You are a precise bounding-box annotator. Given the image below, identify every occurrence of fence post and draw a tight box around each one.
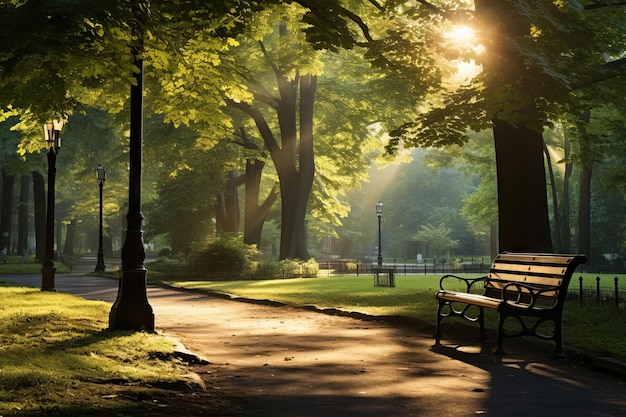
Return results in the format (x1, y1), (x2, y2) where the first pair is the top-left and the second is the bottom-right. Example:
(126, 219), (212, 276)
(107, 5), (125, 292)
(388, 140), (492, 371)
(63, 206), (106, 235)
(579, 276), (583, 307)
(596, 276), (601, 305)
(615, 276), (619, 308)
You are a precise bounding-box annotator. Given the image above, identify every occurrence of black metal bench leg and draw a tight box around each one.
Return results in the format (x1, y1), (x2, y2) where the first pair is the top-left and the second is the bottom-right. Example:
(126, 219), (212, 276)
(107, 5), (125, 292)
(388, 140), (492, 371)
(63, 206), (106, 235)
(478, 306), (485, 340)
(434, 301), (444, 344)
(554, 319), (564, 357)
(495, 316), (505, 354)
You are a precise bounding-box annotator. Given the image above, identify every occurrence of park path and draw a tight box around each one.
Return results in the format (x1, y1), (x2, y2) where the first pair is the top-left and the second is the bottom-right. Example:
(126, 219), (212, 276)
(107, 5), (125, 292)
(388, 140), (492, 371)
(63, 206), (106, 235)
(4, 273), (626, 417)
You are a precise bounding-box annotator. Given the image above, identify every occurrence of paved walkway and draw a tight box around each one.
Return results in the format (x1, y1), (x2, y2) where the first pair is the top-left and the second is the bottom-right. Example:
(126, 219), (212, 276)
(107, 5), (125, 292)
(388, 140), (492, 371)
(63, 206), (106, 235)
(4, 274), (626, 417)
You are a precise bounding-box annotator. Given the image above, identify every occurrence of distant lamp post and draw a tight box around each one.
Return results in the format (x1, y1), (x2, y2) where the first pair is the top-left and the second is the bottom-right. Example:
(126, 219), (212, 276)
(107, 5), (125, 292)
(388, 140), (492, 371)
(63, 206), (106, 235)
(376, 201), (383, 268)
(41, 120), (64, 291)
(95, 164), (106, 272)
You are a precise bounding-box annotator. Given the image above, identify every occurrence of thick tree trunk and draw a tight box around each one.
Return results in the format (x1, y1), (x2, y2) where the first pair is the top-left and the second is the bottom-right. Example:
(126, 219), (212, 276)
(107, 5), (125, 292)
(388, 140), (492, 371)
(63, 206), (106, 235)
(17, 174), (30, 256)
(243, 159), (278, 246)
(277, 74), (316, 260)
(228, 26), (317, 260)
(476, 0), (553, 253)
(32, 171), (46, 261)
(0, 170), (15, 253)
(493, 119), (553, 253)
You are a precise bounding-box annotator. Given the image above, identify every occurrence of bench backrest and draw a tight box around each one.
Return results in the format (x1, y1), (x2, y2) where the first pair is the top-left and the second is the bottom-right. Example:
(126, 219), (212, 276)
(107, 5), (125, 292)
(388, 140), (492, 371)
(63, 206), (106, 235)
(484, 253), (587, 306)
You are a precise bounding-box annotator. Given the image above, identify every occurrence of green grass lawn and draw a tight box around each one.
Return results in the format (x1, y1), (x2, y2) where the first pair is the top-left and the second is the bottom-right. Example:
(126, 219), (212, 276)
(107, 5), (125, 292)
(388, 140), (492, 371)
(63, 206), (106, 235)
(168, 273), (626, 361)
(0, 256), (71, 274)
(0, 283), (192, 415)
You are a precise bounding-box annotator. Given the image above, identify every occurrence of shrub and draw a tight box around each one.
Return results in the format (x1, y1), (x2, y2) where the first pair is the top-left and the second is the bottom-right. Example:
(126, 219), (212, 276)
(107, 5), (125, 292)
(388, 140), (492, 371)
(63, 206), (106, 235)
(190, 236), (257, 280)
(277, 258), (319, 278)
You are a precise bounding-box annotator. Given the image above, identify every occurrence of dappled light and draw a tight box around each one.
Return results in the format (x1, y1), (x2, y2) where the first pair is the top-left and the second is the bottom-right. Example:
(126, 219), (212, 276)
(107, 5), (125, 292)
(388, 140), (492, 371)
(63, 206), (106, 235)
(4, 275), (626, 416)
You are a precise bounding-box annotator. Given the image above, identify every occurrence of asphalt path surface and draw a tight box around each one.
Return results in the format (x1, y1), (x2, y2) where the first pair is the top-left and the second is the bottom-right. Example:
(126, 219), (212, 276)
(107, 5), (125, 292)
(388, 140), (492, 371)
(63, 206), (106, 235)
(3, 273), (626, 417)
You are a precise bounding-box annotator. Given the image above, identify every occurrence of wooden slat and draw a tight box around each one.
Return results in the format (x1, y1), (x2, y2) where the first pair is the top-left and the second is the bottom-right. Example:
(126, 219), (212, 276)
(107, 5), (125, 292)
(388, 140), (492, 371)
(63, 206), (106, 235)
(490, 262), (570, 277)
(494, 253), (580, 265)
(488, 272), (563, 287)
(436, 290), (501, 309)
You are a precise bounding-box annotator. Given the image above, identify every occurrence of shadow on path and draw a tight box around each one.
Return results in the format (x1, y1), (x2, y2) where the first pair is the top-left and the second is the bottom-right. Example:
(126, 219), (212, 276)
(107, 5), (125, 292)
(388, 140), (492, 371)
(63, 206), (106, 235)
(3, 274), (626, 417)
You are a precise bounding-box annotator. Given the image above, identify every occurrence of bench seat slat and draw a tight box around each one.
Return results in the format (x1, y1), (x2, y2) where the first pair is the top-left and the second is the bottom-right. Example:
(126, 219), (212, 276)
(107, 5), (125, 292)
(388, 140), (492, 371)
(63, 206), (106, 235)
(487, 272), (563, 287)
(436, 290), (501, 309)
(490, 263), (570, 277)
(494, 253), (580, 265)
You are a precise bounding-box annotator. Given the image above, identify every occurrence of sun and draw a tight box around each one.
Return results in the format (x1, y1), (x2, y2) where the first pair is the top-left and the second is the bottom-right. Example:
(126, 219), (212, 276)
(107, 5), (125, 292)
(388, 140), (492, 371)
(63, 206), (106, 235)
(444, 25), (484, 83)
(446, 25), (476, 45)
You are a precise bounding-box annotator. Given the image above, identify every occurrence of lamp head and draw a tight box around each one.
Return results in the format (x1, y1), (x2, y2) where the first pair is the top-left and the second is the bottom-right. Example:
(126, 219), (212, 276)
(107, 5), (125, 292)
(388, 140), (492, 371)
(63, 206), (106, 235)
(96, 164), (106, 183)
(43, 119), (64, 150)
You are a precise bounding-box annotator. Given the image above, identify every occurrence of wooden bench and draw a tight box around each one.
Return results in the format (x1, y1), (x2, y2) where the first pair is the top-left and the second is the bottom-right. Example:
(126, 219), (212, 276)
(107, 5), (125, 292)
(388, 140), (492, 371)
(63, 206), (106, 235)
(434, 252), (587, 355)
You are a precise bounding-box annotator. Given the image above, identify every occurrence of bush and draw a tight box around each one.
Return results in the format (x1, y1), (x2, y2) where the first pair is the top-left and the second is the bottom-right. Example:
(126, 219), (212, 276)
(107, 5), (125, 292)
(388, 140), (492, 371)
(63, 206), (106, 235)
(277, 259), (319, 278)
(190, 236), (257, 280)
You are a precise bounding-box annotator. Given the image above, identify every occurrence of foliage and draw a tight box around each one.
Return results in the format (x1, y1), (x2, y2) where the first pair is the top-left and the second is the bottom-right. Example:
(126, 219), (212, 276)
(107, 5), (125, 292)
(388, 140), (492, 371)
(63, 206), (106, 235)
(277, 258), (319, 278)
(413, 223), (460, 258)
(338, 148), (481, 259)
(189, 234), (258, 280)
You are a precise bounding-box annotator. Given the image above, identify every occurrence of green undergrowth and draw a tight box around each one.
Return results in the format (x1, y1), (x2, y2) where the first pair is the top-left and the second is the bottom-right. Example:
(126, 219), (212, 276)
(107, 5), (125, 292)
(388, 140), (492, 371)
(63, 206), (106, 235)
(168, 274), (626, 362)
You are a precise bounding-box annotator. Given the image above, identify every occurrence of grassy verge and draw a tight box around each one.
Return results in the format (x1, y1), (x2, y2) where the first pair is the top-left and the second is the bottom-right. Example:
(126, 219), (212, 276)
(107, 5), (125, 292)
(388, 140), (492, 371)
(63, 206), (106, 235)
(0, 283), (196, 416)
(167, 274), (626, 362)
(0, 257), (71, 274)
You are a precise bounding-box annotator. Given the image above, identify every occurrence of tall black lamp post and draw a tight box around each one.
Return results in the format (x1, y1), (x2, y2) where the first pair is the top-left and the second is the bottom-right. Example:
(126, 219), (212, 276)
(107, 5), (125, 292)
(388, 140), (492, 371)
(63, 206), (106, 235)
(41, 120), (64, 291)
(376, 201), (383, 268)
(109, 10), (154, 330)
(95, 164), (106, 272)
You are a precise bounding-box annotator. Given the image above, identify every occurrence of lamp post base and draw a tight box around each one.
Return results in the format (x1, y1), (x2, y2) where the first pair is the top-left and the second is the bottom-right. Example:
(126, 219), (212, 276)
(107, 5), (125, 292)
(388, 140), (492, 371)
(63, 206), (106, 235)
(41, 264), (56, 292)
(109, 268), (154, 331)
(95, 252), (106, 272)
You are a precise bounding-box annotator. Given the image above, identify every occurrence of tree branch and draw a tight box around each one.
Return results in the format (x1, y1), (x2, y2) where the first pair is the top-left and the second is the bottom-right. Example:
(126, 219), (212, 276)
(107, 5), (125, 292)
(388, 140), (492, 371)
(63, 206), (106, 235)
(225, 98), (280, 155)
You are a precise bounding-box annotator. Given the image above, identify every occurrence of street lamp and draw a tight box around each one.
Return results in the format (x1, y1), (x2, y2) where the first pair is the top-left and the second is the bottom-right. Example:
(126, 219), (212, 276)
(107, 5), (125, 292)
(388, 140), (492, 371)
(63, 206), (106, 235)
(95, 164), (106, 272)
(109, 14), (154, 330)
(41, 120), (64, 291)
(376, 201), (383, 268)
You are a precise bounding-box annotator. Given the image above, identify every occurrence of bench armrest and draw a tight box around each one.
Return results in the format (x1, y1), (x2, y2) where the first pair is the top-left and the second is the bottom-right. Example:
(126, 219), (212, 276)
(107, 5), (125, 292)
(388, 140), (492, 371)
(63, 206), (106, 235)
(501, 282), (560, 309)
(439, 274), (487, 293)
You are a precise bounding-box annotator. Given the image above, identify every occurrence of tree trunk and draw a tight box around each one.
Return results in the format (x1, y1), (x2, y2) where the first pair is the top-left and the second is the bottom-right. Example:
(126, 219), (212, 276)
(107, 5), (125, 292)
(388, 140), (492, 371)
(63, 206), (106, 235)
(32, 171), (46, 261)
(490, 221), (498, 260)
(224, 170), (241, 233)
(17, 174), (30, 256)
(243, 158), (278, 246)
(493, 119), (553, 253)
(276, 73), (316, 260)
(544, 143), (562, 252)
(63, 218), (76, 258)
(578, 167), (592, 260)
(476, 0), (553, 253)
(562, 131), (572, 252)
(227, 28), (317, 260)
(0, 170), (15, 253)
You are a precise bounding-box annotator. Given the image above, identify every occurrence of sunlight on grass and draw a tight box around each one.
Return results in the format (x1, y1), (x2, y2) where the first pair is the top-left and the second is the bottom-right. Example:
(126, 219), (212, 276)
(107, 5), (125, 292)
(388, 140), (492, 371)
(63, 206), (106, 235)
(170, 274), (626, 361)
(173, 275), (475, 325)
(0, 286), (186, 413)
